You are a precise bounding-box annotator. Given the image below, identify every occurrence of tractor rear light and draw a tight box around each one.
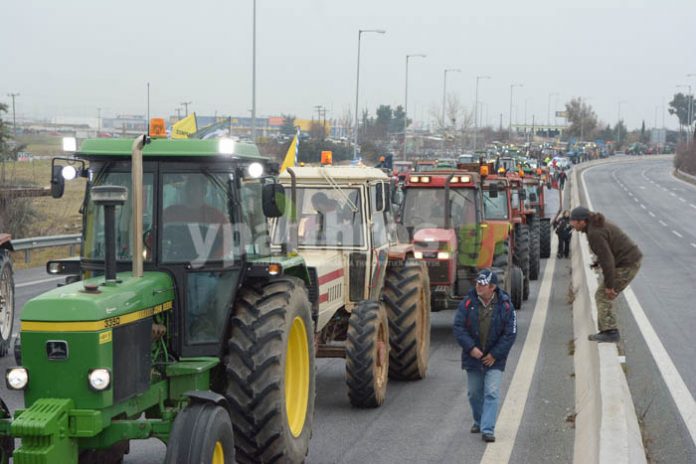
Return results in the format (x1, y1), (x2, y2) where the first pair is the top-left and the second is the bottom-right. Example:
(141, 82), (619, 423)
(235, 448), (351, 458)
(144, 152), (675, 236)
(6, 367), (28, 390)
(88, 368), (111, 391)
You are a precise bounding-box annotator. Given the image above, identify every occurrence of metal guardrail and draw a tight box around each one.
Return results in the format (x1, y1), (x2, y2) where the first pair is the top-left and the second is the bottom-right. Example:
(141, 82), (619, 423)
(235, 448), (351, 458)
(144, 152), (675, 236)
(11, 234), (81, 263)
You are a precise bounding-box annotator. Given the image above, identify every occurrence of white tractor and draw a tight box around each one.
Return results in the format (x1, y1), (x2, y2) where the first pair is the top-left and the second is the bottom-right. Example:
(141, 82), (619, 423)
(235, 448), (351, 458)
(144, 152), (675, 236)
(272, 165), (431, 407)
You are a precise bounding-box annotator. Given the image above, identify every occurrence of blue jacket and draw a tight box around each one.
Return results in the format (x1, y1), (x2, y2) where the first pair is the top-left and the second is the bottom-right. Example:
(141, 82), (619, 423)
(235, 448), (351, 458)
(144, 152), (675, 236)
(453, 287), (517, 371)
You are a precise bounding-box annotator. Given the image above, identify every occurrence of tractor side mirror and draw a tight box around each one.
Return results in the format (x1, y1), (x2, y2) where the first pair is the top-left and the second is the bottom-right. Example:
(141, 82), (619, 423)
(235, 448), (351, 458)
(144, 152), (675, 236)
(529, 192), (537, 202)
(262, 183), (286, 218)
(51, 165), (65, 199)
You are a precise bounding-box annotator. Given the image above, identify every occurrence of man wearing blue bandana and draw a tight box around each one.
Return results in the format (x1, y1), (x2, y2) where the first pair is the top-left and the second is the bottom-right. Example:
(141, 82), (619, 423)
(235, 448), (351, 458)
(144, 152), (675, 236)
(453, 269), (517, 443)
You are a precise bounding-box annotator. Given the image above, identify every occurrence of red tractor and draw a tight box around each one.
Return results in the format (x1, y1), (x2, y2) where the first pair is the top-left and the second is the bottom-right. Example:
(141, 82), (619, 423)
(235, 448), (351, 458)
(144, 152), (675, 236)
(398, 169), (524, 310)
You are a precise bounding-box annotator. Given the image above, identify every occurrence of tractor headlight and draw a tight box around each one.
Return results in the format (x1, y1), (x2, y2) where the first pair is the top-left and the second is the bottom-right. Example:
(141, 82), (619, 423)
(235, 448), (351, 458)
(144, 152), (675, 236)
(88, 368), (111, 391)
(437, 252), (450, 260)
(61, 165), (78, 180)
(6, 367), (29, 390)
(414, 251), (424, 259)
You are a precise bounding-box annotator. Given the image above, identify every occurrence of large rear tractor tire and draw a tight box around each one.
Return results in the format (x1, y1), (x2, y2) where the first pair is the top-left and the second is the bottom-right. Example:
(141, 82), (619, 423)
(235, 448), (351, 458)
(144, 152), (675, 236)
(528, 217), (541, 281)
(539, 218), (551, 259)
(346, 301), (390, 408)
(513, 224), (530, 301)
(225, 277), (315, 464)
(509, 265), (524, 310)
(0, 251), (14, 357)
(164, 403), (235, 464)
(382, 262), (431, 381)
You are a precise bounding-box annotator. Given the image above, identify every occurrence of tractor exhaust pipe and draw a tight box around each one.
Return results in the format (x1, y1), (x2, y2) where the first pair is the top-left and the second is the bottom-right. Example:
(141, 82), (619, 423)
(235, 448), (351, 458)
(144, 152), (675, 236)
(444, 173), (454, 229)
(131, 135), (147, 278)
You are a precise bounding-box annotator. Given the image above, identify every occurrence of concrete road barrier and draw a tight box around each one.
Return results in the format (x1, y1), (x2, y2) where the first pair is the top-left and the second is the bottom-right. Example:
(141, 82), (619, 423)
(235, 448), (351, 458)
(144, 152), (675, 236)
(569, 159), (648, 464)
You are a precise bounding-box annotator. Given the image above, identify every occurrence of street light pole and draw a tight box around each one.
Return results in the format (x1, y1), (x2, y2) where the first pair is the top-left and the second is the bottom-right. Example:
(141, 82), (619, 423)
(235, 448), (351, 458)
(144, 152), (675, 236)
(686, 73), (696, 144)
(353, 28), (386, 161)
(677, 84), (692, 145)
(6, 93), (19, 138)
(617, 100), (627, 147)
(251, 0), (257, 141)
(473, 75), (490, 152)
(403, 53), (426, 160)
(442, 68), (461, 131)
(508, 83), (522, 140)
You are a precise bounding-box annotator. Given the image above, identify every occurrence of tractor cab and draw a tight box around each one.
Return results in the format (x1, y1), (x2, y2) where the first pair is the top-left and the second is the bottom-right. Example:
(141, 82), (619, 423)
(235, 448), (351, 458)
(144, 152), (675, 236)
(47, 137), (281, 358)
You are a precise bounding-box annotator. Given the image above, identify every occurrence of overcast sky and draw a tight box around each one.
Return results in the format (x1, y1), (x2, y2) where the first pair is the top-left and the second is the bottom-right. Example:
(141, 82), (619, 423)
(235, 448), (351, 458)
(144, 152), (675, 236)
(2, 0), (695, 130)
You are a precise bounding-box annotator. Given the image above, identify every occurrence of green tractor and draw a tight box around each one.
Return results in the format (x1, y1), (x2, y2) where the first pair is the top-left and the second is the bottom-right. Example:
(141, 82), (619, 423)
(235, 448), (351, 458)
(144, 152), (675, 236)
(0, 135), (316, 463)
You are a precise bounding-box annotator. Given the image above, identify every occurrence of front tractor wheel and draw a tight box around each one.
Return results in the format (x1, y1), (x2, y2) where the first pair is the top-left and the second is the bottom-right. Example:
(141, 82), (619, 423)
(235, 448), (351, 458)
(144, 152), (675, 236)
(346, 301), (390, 408)
(164, 403), (235, 464)
(382, 262), (431, 380)
(225, 277), (315, 464)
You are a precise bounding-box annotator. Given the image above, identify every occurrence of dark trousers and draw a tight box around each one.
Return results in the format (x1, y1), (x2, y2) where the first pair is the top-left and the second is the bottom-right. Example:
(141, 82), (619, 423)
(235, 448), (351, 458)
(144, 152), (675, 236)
(557, 236), (570, 257)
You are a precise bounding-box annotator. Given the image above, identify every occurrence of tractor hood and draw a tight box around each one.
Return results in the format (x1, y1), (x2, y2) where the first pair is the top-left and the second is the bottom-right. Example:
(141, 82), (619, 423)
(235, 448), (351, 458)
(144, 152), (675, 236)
(21, 271), (175, 323)
(413, 228), (456, 250)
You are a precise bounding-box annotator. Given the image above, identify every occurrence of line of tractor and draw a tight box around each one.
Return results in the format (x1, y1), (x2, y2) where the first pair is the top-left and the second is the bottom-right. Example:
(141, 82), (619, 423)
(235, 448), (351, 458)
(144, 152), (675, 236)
(0, 126), (557, 463)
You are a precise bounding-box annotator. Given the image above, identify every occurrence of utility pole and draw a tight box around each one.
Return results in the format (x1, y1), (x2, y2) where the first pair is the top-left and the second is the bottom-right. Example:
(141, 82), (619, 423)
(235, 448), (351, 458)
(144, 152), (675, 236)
(181, 101), (192, 117)
(353, 29), (386, 161)
(175, 107), (182, 120)
(97, 107), (102, 132)
(547, 92), (558, 137)
(6, 93), (20, 138)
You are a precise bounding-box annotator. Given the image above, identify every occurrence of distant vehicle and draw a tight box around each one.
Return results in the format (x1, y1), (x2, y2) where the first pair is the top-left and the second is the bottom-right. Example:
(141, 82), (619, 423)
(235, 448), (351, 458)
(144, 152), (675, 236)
(553, 157), (571, 170)
(436, 158), (457, 169)
(457, 154), (475, 164)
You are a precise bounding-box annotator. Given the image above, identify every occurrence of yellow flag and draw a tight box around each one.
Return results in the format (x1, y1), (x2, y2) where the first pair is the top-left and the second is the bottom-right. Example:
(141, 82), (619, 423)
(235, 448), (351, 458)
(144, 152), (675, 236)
(280, 134), (298, 172)
(171, 113), (197, 139)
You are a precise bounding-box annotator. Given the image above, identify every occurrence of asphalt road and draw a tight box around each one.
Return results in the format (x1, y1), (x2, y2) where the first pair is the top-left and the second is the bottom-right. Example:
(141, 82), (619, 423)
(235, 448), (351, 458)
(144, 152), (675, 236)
(1, 186), (576, 463)
(580, 156), (696, 464)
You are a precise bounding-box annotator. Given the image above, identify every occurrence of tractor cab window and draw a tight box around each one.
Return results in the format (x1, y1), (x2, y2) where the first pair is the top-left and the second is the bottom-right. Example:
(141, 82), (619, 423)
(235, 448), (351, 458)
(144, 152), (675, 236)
(272, 187), (364, 247)
(401, 188), (446, 233)
(161, 172), (237, 265)
(524, 185), (538, 207)
(83, 172), (155, 262)
(449, 188), (477, 226)
(370, 185), (388, 247)
(483, 189), (509, 220)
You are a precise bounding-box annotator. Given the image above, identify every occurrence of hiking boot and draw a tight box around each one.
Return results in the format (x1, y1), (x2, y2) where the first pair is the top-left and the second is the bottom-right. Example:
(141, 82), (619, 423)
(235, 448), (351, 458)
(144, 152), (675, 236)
(482, 433), (496, 443)
(588, 329), (620, 343)
(470, 425), (480, 434)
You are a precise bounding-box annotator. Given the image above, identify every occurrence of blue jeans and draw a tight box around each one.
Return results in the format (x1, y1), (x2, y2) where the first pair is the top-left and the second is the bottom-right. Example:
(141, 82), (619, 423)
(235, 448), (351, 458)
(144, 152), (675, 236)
(466, 368), (503, 435)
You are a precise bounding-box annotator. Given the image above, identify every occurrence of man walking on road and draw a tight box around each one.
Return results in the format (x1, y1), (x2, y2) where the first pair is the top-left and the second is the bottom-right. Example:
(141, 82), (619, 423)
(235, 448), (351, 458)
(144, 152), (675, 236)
(453, 269), (517, 443)
(569, 206), (642, 343)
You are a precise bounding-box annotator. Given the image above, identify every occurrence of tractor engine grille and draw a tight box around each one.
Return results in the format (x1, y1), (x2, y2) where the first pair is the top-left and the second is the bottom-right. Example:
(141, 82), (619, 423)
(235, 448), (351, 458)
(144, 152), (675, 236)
(349, 252), (366, 301)
(113, 318), (152, 403)
(427, 260), (450, 284)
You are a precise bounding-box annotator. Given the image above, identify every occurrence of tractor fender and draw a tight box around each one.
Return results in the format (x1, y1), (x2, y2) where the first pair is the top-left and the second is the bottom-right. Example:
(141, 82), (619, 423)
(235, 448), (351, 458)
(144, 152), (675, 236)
(388, 243), (414, 261)
(184, 391), (233, 417)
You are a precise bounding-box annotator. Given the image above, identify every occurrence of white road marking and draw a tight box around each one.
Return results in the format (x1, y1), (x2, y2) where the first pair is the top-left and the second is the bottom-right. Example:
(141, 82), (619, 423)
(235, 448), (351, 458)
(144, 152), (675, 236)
(691, 243), (696, 249)
(690, 204), (696, 209)
(673, 230), (683, 238)
(670, 192), (676, 197)
(623, 287), (696, 447)
(633, 197), (639, 202)
(640, 204), (646, 209)
(648, 211), (656, 217)
(16, 276), (65, 288)
(628, 191), (633, 196)
(679, 197), (686, 202)
(640, 186), (646, 189)
(583, 163), (696, 449)
(479, 236), (557, 464)
(658, 220), (668, 227)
